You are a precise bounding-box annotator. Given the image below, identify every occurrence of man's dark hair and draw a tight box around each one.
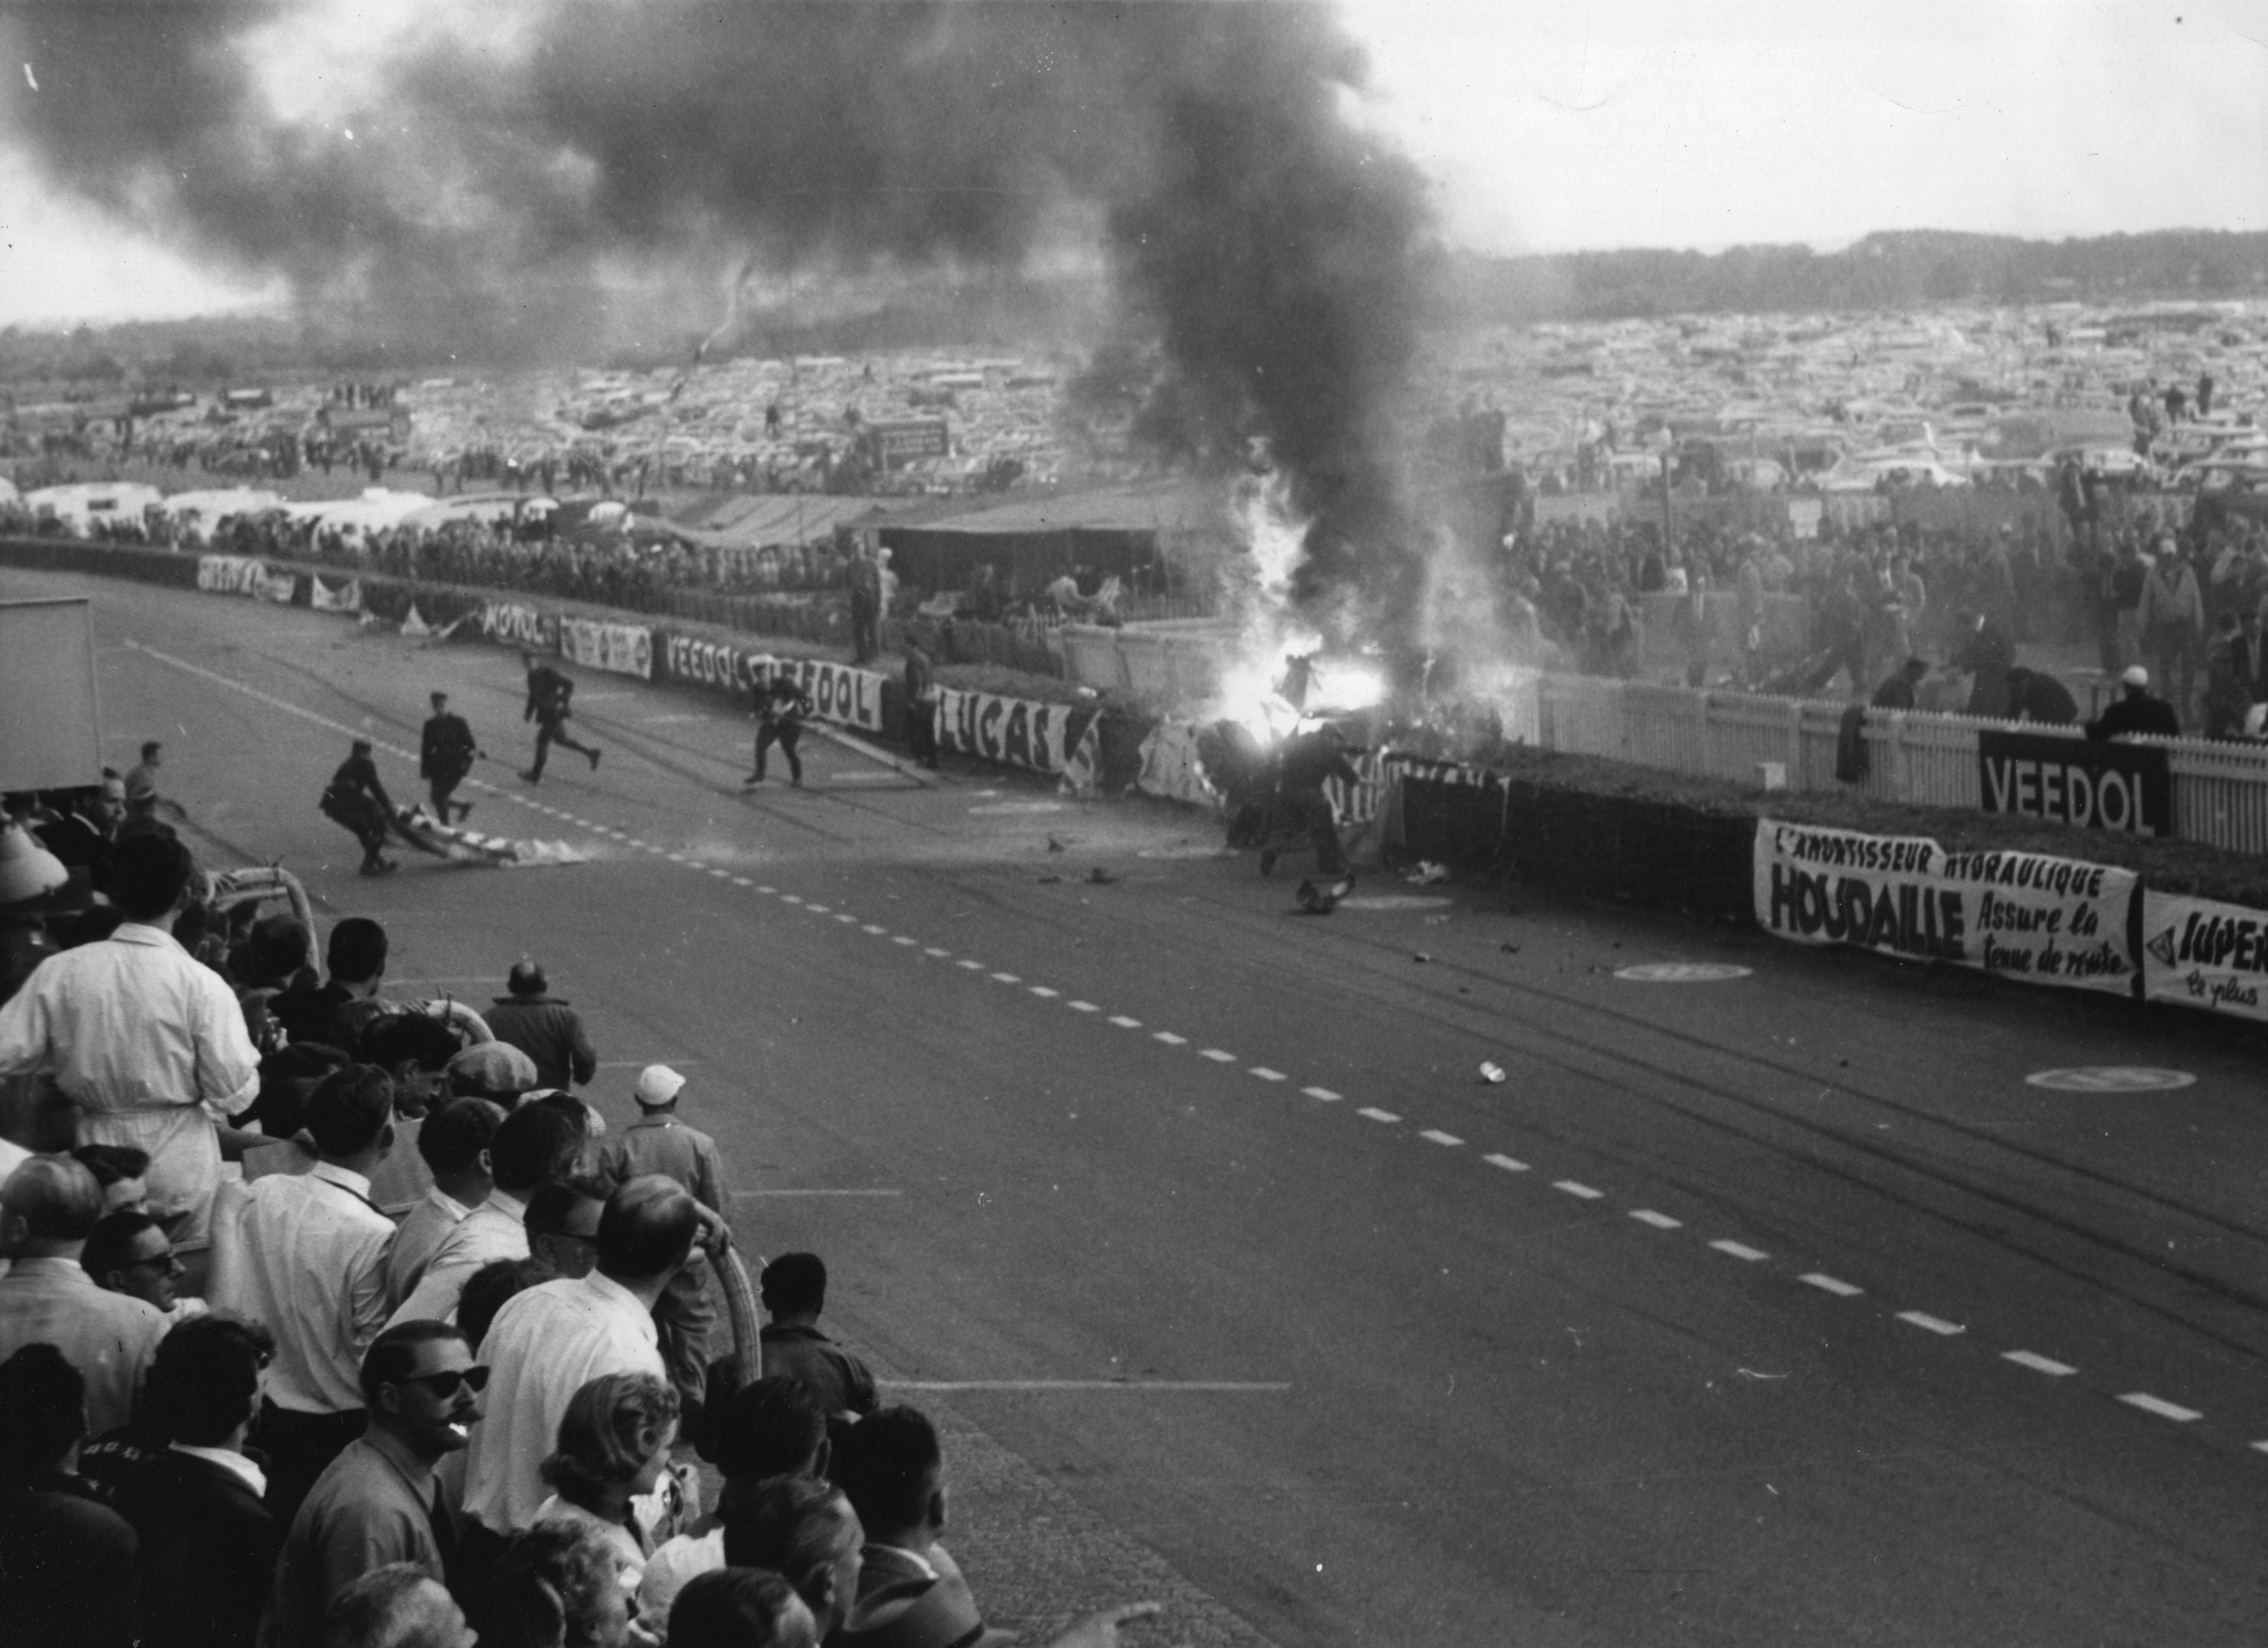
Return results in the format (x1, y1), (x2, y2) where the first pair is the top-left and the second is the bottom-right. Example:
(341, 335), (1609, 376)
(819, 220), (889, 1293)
(306, 1064), (396, 1158)
(711, 1377), (828, 1484)
(488, 1103), (583, 1195)
(239, 914), (311, 988)
(71, 1143), (150, 1189)
(0, 1343), (87, 1474)
(507, 960), (546, 996)
(363, 1013), (462, 1074)
(82, 1208), (164, 1286)
(760, 1252), (828, 1319)
(668, 1569), (808, 1648)
(458, 1257), (556, 1353)
(145, 1315), (274, 1447)
(360, 1320), (469, 1410)
(109, 832), (196, 922)
(722, 1474), (857, 1578)
(326, 916), (389, 984)
(829, 1404), (941, 1536)
(528, 1090), (591, 1140)
(140, 740), (162, 761)
(524, 1179), (603, 1241)
(417, 1098), (505, 1175)
(596, 1175), (698, 1282)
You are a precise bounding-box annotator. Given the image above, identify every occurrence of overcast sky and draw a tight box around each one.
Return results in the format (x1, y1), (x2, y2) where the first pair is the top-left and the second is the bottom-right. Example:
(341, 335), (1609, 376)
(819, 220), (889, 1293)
(1, 0), (2261, 327)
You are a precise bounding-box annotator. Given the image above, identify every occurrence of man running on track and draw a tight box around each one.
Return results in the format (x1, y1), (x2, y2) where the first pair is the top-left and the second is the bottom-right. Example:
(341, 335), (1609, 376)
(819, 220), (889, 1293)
(321, 738), (400, 877)
(419, 691), (481, 822)
(745, 671), (815, 787)
(520, 650), (601, 783)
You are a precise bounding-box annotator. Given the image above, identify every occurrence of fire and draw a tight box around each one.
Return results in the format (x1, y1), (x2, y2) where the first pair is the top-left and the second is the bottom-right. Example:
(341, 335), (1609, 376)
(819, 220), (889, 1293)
(1210, 471), (1384, 741)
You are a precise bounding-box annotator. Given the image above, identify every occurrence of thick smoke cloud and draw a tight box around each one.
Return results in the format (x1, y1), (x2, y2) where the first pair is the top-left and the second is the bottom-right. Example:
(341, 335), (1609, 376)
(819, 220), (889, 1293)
(2, 0), (1436, 637)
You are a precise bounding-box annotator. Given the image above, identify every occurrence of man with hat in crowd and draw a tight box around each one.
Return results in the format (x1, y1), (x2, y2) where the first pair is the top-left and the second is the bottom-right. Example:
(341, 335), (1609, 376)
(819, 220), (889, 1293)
(484, 960), (598, 1091)
(447, 1040), (538, 1107)
(320, 738), (400, 878)
(597, 1064), (725, 1423)
(2087, 664), (2184, 741)
(416, 691), (481, 826)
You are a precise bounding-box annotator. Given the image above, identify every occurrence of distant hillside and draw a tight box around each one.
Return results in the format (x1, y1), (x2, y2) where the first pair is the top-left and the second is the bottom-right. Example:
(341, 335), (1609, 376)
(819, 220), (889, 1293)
(1446, 229), (2268, 323)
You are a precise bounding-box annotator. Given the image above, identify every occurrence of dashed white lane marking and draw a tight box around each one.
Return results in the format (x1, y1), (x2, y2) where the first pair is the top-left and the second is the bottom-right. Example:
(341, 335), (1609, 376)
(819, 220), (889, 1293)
(1710, 1240), (1770, 1261)
(893, 936), (919, 946)
(925, 947), (951, 957)
(1249, 1066), (1285, 1081)
(1302, 1085), (1340, 1101)
(2250, 1441), (2268, 1456)
(2027, 1066), (2196, 1092)
(1199, 1049), (1237, 1063)
(1357, 1107), (1400, 1124)
(1420, 1129), (1463, 1147)
(1029, 985), (1060, 998)
(1800, 1273), (1864, 1297)
(2119, 1393), (2202, 1423)
(863, 924), (889, 935)
(666, 853), (688, 863)
(834, 913), (858, 924)
(1067, 1001), (1098, 1012)
(1153, 1031), (1187, 1046)
(731, 877), (753, 887)
(990, 972), (1022, 984)
(2004, 1351), (2077, 1377)
(1110, 1015), (1142, 1028)
(1483, 1153), (1528, 1172)
(1629, 1209), (1683, 1230)
(709, 868), (732, 879)
(1554, 1180), (1605, 1200)
(781, 894), (803, 904)
(956, 960), (984, 971)
(1897, 1312), (1965, 1336)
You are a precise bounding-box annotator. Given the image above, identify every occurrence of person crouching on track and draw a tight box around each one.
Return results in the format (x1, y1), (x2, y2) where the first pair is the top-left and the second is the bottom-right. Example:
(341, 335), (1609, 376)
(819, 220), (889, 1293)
(321, 738), (400, 877)
(1262, 723), (1359, 881)
(520, 650), (601, 784)
(419, 691), (481, 824)
(746, 670), (815, 788)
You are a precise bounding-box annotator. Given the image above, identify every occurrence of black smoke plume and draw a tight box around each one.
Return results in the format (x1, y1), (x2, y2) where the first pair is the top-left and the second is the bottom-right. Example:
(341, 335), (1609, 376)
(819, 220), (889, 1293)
(2, 0), (1435, 635)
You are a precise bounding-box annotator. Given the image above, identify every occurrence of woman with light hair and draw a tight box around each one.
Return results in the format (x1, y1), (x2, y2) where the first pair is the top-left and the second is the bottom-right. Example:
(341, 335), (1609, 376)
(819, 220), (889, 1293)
(534, 1371), (682, 1625)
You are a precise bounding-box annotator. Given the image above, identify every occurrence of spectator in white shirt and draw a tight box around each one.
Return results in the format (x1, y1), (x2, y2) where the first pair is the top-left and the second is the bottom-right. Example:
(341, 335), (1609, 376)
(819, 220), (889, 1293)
(384, 1098), (504, 1313)
(215, 1063), (399, 1524)
(0, 834), (260, 1269)
(0, 1154), (169, 1436)
(462, 1175), (700, 1550)
(387, 1101), (581, 1328)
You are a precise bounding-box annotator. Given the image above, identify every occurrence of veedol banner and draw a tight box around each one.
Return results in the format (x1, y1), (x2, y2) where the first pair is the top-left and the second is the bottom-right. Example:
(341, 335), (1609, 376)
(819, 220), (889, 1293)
(778, 657), (883, 733)
(2139, 891), (2268, 1023)
(559, 618), (653, 680)
(1754, 819), (2137, 996)
(936, 688), (1090, 774)
(661, 634), (760, 695)
(309, 576), (362, 614)
(478, 601), (556, 652)
(1976, 729), (2169, 837)
(196, 555), (266, 595)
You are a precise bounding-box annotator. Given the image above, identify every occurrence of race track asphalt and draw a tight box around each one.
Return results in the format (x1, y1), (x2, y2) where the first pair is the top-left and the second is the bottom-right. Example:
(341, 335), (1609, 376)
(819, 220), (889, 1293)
(13, 564), (2268, 1647)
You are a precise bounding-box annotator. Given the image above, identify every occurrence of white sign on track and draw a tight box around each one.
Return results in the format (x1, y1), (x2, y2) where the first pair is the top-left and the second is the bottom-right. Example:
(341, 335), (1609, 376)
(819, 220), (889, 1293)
(1333, 895), (1453, 912)
(2024, 1067), (2196, 1092)
(1615, 962), (1752, 982)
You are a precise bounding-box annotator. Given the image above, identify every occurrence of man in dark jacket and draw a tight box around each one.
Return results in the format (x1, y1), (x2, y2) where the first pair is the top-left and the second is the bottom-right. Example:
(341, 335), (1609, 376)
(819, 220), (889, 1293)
(1952, 611), (2016, 719)
(746, 671), (815, 788)
(320, 739), (397, 878)
(2087, 666), (2183, 741)
(519, 650), (600, 783)
(1870, 657), (1929, 711)
(118, 1316), (281, 1648)
(1262, 725), (1360, 880)
(2004, 667), (2080, 726)
(902, 638), (940, 770)
(484, 961), (598, 1090)
(416, 692), (480, 825)
(0, 1343), (141, 1648)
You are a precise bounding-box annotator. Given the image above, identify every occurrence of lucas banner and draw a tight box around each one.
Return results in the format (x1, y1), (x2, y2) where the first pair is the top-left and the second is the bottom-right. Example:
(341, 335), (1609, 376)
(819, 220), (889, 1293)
(1754, 819), (2138, 997)
(936, 689), (1093, 775)
(559, 618), (653, 680)
(1975, 729), (2169, 837)
(2138, 891), (2268, 1024)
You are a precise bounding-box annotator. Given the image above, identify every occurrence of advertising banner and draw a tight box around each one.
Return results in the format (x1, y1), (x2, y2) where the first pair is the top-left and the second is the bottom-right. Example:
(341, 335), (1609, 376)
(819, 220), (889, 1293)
(478, 601), (556, 652)
(659, 633), (760, 695)
(559, 618), (653, 680)
(1975, 728), (2170, 837)
(196, 555), (266, 595)
(1133, 722), (1219, 808)
(254, 568), (300, 605)
(779, 657), (884, 733)
(2138, 891), (2268, 1023)
(1754, 819), (2137, 996)
(936, 688), (1091, 774)
(309, 576), (363, 614)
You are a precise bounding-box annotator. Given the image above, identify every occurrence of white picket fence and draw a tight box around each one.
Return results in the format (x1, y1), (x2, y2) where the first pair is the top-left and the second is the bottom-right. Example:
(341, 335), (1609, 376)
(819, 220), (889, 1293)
(1513, 672), (2268, 855)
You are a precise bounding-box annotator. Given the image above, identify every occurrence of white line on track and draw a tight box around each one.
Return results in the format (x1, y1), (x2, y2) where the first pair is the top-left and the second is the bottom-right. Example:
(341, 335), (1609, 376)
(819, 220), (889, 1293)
(957, 960), (984, 971)
(925, 948), (951, 958)
(990, 972), (1021, 984)
(781, 895), (803, 904)
(1302, 1085), (1340, 1101)
(1199, 1049), (1236, 1062)
(2118, 1392), (2202, 1423)
(893, 936), (919, 946)
(1554, 1180), (1605, 1200)
(1067, 1001), (1098, 1012)
(1029, 986), (1059, 998)
(1800, 1273), (1863, 1297)
(732, 878), (753, 887)
(1153, 1031), (1187, 1046)
(1710, 1240), (1770, 1261)
(834, 913), (857, 924)
(1420, 1130), (1463, 1147)
(1249, 1067), (1285, 1081)
(863, 925), (888, 935)
(1109, 1015), (1142, 1028)
(1483, 1153), (1528, 1172)
(1628, 1209), (1683, 1229)
(757, 886), (777, 895)
(1357, 1107), (1400, 1124)
(2003, 1351), (2076, 1377)
(1897, 1312), (1965, 1336)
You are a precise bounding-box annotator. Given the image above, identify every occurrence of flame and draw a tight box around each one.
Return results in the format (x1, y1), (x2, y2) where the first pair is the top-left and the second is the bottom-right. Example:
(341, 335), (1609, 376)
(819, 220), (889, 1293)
(1209, 473), (1322, 741)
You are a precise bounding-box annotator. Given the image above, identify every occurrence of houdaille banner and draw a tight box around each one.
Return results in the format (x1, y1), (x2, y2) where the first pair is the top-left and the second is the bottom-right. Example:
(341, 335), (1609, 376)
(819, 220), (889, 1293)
(1754, 819), (2138, 997)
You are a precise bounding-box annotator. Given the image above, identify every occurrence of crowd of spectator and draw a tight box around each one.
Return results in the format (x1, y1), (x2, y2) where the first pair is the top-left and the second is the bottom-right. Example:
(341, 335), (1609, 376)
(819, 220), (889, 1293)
(0, 800), (1158, 1647)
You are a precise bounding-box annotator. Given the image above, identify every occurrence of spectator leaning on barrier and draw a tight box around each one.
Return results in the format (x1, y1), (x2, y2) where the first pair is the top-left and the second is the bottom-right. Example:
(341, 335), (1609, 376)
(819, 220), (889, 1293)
(758, 1251), (878, 1421)
(0, 833), (261, 1263)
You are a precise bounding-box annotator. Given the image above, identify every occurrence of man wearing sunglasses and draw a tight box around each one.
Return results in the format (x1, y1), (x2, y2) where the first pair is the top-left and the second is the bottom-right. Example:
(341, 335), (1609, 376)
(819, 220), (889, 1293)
(261, 1321), (487, 1648)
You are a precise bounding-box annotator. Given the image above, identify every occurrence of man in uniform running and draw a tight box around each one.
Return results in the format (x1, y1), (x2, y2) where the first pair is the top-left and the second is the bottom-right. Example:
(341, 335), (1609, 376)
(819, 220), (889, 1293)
(321, 738), (400, 877)
(419, 691), (481, 823)
(746, 670), (815, 787)
(520, 650), (601, 783)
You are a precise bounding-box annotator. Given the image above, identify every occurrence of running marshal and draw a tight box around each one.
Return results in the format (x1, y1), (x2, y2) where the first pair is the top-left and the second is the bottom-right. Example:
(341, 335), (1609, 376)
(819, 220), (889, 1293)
(1754, 819), (2137, 996)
